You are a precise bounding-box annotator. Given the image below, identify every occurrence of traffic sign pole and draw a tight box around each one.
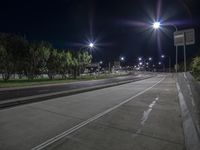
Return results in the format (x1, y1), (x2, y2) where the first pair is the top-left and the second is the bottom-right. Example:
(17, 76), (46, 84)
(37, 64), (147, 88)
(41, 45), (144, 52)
(184, 32), (187, 72)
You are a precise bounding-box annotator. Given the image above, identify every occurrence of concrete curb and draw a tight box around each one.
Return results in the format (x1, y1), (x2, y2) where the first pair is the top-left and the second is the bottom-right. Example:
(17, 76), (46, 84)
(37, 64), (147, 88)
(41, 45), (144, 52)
(0, 77), (151, 109)
(176, 82), (200, 150)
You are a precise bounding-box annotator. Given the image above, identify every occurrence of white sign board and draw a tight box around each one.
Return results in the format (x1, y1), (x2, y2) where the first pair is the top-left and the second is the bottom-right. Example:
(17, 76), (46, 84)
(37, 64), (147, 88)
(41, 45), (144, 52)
(174, 29), (195, 46)
(185, 29), (195, 45)
(174, 32), (184, 46)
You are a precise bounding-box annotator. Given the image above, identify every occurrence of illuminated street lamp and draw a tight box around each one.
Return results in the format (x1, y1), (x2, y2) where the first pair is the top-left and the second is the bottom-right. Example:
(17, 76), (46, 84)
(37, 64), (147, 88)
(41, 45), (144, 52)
(152, 22), (178, 72)
(149, 57), (152, 61)
(138, 57), (142, 61)
(89, 42), (94, 48)
(161, 54), (171, 73)
(120, 57), (125, 61)
(161, 55), (165, 58)
(153, 22), (160, 29)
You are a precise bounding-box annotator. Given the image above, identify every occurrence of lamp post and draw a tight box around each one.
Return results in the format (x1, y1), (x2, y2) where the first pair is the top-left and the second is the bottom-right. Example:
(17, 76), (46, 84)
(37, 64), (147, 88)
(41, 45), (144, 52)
(170, 25), (178, 73)
(88, 42), (94, 61)
(161, 54), (171, 73)
(153, 22), (178, 73)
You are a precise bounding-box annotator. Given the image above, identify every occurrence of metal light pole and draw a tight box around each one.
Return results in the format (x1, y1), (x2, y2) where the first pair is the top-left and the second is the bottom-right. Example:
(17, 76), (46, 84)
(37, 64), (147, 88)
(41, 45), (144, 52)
(172, 25), (178, 73)
(153, 22), (178, 73)
(183, 32), (187, 72)
(161, 54), (171, 73)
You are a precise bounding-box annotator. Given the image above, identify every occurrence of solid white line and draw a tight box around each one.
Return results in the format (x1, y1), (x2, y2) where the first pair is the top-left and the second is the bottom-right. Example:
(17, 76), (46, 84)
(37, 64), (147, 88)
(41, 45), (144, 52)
(31, 76), (166, 150)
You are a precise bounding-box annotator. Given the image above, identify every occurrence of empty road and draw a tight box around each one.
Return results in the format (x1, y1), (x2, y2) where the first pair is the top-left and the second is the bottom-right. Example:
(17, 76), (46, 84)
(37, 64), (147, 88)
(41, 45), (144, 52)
(0, 74), (185, 150)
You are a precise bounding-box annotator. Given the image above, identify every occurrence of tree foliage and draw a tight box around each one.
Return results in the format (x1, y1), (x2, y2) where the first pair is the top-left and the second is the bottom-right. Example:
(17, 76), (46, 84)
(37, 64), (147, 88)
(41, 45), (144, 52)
(0, 33), (92, 81)
(191, 56), (200, 80)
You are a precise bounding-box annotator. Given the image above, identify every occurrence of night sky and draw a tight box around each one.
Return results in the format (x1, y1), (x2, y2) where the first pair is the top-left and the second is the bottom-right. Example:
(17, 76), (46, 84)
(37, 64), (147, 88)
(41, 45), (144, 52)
(0, 0), (200, 66)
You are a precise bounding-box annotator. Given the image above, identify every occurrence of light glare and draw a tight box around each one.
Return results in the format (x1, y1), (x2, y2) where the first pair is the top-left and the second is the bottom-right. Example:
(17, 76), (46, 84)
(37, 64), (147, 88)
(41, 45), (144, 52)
(89, 43), (94, 48)
(153, 22), (160, 29)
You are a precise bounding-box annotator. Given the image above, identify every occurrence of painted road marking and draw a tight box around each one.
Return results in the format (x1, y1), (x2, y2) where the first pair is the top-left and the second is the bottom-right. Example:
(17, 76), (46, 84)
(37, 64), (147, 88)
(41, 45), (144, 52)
(31, 76), (166, 150)
(141, 96), (159, 125)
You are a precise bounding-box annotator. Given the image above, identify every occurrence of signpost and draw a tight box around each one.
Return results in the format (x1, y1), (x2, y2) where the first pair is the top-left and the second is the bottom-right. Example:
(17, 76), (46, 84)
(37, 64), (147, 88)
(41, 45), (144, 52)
(174, 29), (195, 72)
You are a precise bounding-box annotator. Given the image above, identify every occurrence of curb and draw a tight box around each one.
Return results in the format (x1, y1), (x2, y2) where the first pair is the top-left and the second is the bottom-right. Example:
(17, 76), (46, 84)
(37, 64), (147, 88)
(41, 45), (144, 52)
(0, 77), (151, 109)
(176, 82), (200, 150)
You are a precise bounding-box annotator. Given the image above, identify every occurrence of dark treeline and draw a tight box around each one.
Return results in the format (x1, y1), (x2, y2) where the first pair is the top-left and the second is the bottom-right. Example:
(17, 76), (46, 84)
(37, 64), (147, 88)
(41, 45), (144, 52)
(0, 33), (92, 81)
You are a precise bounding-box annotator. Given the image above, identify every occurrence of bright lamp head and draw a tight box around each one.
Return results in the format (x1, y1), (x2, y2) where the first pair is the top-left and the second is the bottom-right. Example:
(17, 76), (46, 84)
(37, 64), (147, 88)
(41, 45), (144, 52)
(89, 43), (94, 48)
(153, 22), (160, 29)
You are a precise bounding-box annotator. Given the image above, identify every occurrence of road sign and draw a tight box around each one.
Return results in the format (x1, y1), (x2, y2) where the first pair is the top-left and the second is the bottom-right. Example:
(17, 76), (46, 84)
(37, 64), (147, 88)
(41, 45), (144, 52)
(185, 29), (195, 45)
(174, 32), (184, 46)
(174, 29), (195, 46)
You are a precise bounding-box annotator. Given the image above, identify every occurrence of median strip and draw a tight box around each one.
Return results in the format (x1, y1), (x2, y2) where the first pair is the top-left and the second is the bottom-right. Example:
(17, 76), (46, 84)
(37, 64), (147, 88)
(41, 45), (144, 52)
(0, 76), (152, 109)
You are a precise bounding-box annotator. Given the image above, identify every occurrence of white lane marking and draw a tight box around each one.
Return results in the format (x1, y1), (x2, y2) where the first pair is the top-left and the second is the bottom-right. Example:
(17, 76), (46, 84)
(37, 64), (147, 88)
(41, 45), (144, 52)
(31, 76), (165, 150)
(141, 96), (159, 125)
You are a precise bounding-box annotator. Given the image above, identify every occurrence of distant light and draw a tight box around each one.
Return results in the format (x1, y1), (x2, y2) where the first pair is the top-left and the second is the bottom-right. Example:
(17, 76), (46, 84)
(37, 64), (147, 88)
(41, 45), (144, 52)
(161, 55), (165, 58)
(153, 22), (160, 29)
(149, 57), (152, 61)
(139, 62), (143, 65)
(146, 62), (149, 65)
(99, 61), (103, 64)
(89, 43), (94, 48)
(158, 62), (162, 65)
(120, 57), (125, 61)
(138, 57), (142, 61)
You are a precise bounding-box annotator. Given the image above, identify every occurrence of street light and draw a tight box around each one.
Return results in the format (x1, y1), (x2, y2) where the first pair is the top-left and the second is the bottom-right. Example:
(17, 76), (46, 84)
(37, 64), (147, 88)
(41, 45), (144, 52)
(152, 22), (178, 73)
(161, 54), (171, 73)
(149, 57), (152, 61)
(89, 43), (94, 48)
(120, 57), (125, 61)
(153, 22), (160, 29)
(138, 57), (142, 61)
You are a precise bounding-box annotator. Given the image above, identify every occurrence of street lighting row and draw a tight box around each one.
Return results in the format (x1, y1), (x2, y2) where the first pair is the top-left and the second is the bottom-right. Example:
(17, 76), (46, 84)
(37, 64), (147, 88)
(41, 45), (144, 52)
(136, 55), (171, 72)
(86, 21), (178, 72)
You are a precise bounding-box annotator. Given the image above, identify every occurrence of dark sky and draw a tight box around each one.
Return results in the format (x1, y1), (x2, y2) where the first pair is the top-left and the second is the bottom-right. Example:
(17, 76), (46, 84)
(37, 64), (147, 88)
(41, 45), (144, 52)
(0, 0), (200, 66)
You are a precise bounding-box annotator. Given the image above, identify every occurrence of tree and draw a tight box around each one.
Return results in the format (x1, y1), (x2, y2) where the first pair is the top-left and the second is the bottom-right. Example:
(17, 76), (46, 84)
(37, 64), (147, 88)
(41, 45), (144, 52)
(191, 56), (200, 80)
(0, 46), (14, 81)
(25, 42), (50, 80)
(0, 33), (16, 81)
(59, 51), (73, 79)
(81, 51), (92, 72)
(47, 49), (60, 79)
(71, 57), (79, 79)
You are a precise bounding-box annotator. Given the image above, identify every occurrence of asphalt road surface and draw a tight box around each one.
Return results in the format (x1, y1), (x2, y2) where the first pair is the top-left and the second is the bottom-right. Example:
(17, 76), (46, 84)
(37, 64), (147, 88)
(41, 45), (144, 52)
(0, 74), (185, 150)
(0, 74), (151, 101)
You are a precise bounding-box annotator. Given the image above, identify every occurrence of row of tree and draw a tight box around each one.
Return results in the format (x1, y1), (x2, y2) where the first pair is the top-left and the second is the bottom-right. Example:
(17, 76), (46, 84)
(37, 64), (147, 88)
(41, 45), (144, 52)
(191, 56), (200, 80)
(0, 33), (92, 81)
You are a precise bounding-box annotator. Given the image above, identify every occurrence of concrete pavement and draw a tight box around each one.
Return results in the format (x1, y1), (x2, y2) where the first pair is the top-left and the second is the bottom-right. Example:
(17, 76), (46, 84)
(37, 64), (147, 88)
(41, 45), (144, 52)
(0, 74), (185, 150)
